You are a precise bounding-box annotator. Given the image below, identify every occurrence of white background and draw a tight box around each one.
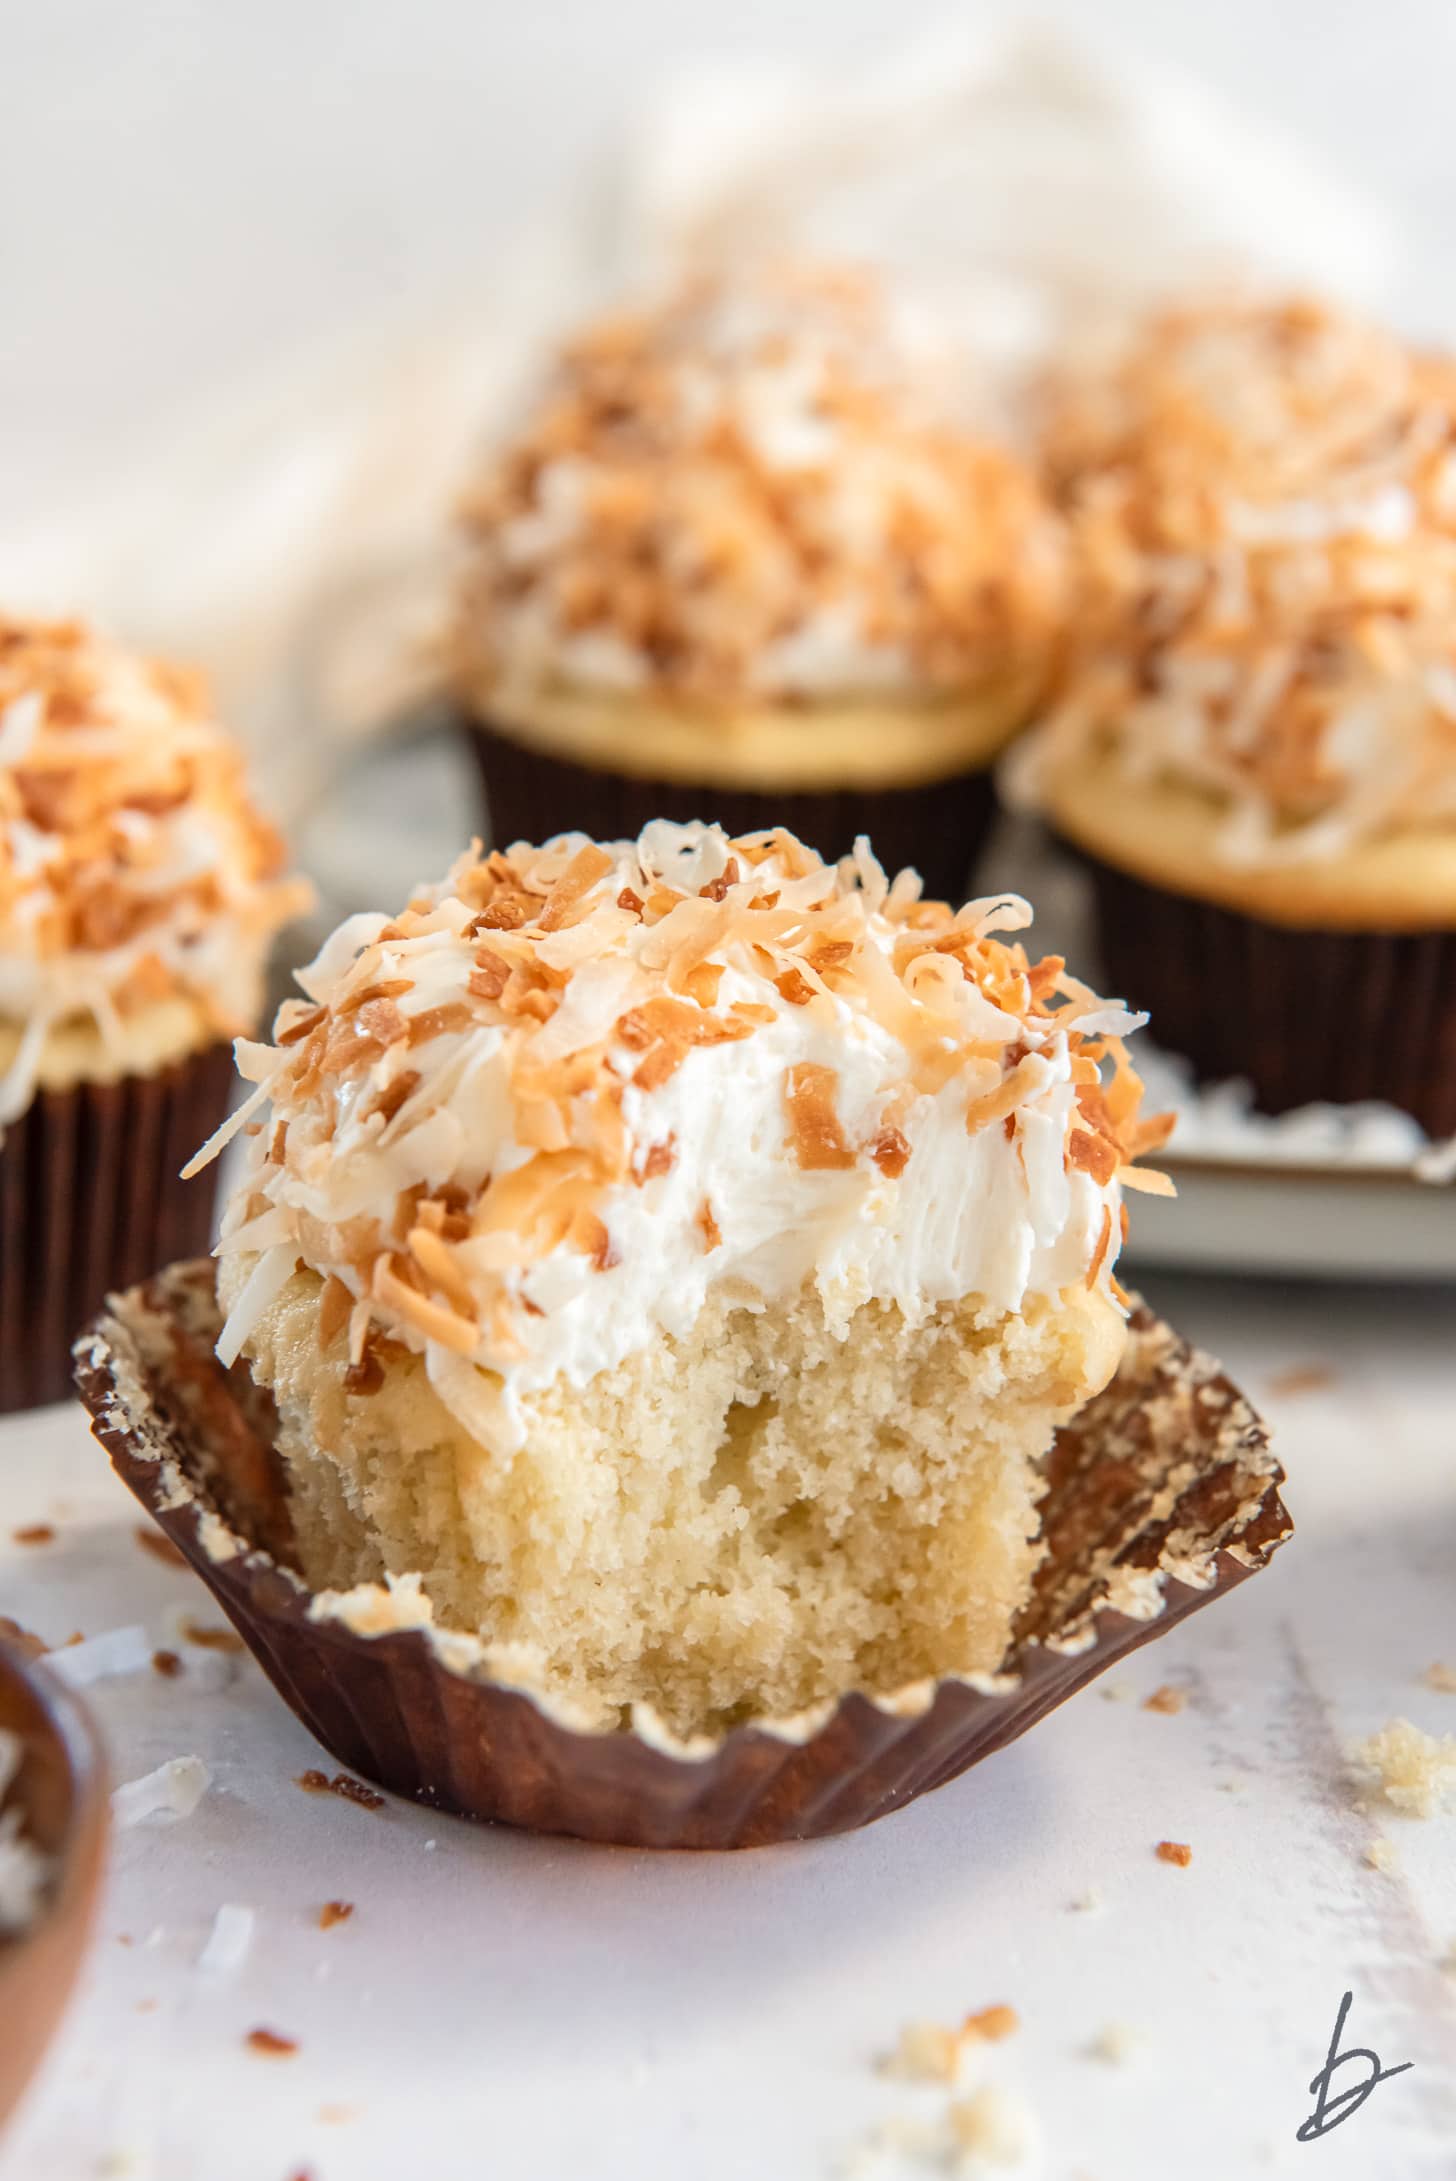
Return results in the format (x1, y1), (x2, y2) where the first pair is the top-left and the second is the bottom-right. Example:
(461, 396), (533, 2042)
(3, 0), (1456, 528)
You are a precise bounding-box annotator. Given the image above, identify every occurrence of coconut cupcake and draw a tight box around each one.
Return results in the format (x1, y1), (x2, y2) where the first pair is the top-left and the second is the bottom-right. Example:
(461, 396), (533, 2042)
(0, 615), (309, 1409)
(452, 265), (1066, 905)
(1027, 294), (1456, 1133)
(197, 820), (1168, 1741)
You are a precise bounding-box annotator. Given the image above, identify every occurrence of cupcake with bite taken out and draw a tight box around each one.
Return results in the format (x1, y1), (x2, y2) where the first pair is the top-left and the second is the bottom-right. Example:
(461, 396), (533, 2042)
(1025, 293), (1456, 1134)
(200, 819), (1169, 1740)
(452, 263), (1066, 906)
(0, 615), (309, 1409)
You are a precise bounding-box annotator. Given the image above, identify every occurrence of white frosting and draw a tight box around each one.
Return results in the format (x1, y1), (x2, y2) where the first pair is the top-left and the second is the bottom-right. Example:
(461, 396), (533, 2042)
(214, 823), (1148, 1455)
(0, 622), (310, 1124)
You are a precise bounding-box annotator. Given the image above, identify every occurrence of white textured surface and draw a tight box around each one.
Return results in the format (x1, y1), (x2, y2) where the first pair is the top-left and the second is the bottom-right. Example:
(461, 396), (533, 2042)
(1, 1274), (1454, 2177)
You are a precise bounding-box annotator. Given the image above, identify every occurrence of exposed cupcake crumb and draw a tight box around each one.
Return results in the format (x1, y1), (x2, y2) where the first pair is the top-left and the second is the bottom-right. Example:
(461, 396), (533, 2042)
(1423, 1663), (1456, 1695)
(1156, 1840), (1192, 1867)
(1352, 1718), (1456, 1818)
(1143, 1685), (1188, 1715)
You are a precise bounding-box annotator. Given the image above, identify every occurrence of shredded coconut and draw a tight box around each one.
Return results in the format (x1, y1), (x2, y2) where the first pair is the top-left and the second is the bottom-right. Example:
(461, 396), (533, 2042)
(112, 1756), (211, 1830)
(455, 262), (1064, 704)
(197, 1902), (256, 1976)
(47, 1623), (152, 1689)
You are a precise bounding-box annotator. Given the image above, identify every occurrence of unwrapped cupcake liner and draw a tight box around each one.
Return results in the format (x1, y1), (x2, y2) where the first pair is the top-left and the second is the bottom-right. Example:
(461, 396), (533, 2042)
(1081, 855), (1456, 1138)
(74, 1260), (1288, 1850)
(464, 712), (999, 906)
(0, 1046), (235, 1413)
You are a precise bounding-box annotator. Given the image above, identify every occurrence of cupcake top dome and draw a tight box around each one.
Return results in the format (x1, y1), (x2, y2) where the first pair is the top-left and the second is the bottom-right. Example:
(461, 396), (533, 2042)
(0, 616), (310, 1121)
(1033, 294), (1456, 866)
(206, 820), (1168, 1455)
(454, 263), (1065, 709)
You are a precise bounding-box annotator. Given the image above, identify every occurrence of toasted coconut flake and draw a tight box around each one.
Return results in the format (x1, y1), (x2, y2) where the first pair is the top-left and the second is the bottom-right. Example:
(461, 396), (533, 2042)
(784, 1062), (856, 1171)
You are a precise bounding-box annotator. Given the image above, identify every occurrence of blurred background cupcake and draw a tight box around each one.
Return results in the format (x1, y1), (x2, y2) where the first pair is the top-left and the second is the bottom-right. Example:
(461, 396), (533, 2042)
(0, 615), (309, 1410)
(1022, 293), (1456, 1136)
(450, 261), (1066, 901)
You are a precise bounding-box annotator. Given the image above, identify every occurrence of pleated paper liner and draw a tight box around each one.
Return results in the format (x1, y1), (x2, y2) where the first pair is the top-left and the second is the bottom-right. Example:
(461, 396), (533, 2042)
(464, 713), (999, 908)
(0, 1045), (235, 1414)
(74, 1262), (1290, 1851)
(1080, 853), (1456, 1139)
(0, 1635), (109, 2137)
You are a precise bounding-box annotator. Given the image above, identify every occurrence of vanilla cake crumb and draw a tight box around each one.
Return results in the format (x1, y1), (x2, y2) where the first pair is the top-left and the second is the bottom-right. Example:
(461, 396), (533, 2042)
(882, 2007), (1019, 2084)
(948, 2084), (1036, 2165)
(1087, 2021), (1142, 2065)
(1424, 1663), (1456, 1695)
(1352, 1718), (1456, 1818)
(1069, 1886), (1105, 1914)
(1365, 1837), (1396, 1873)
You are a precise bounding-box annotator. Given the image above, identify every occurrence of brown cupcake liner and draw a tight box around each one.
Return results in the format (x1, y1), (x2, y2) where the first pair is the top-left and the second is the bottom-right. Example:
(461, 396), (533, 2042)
(0, 1044), (235, 1413)
(464, 711), (999, 906)
(1080, 852), (1456, 1139)
(0, 1636), (109, 2137)
(74, 1260), (1289, 1850)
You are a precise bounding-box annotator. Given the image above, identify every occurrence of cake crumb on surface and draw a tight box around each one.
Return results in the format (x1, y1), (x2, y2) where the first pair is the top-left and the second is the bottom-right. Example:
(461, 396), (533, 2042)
(1087, 2022), (1142, 2065)
(295, 1770), (386, 1812)
(151, 1650), (182, 1678)
(964, 2005), (1019, 2044)
(179, 1618), (245, 1654)
(11, 1524), (55, 1547)
(947, 2084), (1035, 2165)
(1365, 1837), (1396, 1872)
(881, 2021), (963, 2084)
(1352, 1718), (1456, 1818)
(1155, 1840), (1192, 1867)
(1069, 1886), (1104, 1914)
(1424, 1663), (1456, 1695)
(134, 1526), (187, 1569)
(245, 2028), (298, 2057)
(1099, 1683), (1133, 1703)
(318, 1900), (354, 1930)
(1143, 1685), (1188, 1715)
(1265, 1364), (1336, 1400)
(882, 2005), (1019, 2083)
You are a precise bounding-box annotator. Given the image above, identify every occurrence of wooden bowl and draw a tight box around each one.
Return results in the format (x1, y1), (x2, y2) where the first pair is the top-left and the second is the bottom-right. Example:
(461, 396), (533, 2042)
(0, 1633), (108, 2138)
